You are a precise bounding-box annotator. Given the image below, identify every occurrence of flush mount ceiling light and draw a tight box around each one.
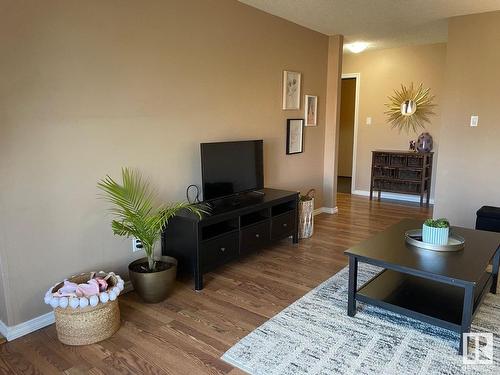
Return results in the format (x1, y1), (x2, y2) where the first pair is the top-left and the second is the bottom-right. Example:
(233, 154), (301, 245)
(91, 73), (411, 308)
(345, 42), (368, 53)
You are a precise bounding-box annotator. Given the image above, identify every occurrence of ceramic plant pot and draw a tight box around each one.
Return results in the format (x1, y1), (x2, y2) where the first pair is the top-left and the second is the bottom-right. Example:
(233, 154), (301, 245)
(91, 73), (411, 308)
(422, 223), (449, 245)
(128, 256), (177, 303)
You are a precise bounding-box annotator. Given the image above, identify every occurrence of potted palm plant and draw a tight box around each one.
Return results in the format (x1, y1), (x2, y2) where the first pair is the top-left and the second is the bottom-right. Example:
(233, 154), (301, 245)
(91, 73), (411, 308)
(98, 168), (204, 303)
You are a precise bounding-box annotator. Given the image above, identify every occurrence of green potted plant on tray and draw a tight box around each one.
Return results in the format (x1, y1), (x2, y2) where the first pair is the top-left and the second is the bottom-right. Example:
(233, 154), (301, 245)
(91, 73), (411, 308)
(422, 218), (450, 245)
(98, 168), (204, 303)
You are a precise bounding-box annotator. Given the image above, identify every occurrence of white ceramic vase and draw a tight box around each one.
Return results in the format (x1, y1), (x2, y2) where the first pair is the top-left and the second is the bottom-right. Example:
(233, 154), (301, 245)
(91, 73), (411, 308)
(422, 223), (449, 245)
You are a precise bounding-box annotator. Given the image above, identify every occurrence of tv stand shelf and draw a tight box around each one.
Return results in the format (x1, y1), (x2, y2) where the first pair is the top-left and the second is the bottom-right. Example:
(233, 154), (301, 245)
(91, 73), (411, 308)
(162, 188), (299, 290)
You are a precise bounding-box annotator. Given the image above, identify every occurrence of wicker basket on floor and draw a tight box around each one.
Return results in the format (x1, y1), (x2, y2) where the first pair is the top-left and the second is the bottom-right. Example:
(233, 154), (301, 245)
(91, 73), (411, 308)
(299, 189), (315, 239)
(51, 272), (121, 346)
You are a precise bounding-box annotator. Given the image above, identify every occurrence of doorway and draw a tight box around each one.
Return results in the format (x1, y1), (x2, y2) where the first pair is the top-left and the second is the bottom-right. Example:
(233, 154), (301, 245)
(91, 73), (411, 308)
(337, 74), (359, 194)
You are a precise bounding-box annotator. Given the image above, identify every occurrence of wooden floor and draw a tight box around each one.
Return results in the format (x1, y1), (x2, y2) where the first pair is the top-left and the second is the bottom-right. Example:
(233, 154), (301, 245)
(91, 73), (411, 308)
(0, 194), (431, 374)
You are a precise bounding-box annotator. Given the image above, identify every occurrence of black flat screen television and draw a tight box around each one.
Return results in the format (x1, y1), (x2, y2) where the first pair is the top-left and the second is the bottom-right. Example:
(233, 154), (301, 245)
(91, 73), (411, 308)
(201, 140), (264, 201)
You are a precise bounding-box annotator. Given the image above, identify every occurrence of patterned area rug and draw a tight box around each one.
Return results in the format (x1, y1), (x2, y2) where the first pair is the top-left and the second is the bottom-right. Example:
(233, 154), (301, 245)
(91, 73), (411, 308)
(222, 264), (500, 375)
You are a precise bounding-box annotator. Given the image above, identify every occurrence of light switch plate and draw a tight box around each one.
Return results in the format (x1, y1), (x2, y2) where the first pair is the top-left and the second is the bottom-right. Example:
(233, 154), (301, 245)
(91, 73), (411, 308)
(366, 117), (372, 125)
(470, 115), (479, 127)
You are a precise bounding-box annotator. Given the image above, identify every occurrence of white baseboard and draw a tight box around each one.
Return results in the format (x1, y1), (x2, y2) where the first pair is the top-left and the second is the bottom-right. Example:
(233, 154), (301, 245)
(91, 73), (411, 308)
(352, 190), (435, 205)
(313, 206), (338, 215)
(0, 311), (55, 342)
(0, 281), (133, 342)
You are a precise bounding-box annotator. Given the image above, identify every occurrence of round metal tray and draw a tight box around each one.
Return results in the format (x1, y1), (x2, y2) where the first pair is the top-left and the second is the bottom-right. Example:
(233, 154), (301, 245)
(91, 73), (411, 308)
(405, 229), (465, 252)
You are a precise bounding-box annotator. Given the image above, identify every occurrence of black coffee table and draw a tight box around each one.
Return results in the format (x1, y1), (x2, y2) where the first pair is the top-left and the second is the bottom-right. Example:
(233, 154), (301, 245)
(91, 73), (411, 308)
(344, 219), (500, 354)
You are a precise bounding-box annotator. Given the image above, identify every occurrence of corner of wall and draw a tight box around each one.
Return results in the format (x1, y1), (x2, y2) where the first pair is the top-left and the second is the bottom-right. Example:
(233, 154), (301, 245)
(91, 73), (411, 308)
(323, 34), (344, 208)
(0, 233), (11, 327)
(0, 193), (13, 327)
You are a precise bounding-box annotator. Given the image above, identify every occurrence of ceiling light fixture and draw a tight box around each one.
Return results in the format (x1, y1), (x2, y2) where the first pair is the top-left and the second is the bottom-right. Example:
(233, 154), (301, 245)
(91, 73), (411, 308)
(345, 42), (369, 54)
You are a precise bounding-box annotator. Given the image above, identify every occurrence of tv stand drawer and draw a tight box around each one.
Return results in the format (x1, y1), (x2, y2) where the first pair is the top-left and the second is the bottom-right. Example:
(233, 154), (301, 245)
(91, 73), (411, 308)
(240, 221), (270, 254)
(201, 232), (239, 272)
(271, 211), (296, 240)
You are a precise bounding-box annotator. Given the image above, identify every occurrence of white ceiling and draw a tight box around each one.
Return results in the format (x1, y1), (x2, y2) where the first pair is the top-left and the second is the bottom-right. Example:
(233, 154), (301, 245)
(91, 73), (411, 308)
(239, 0), (500, 51)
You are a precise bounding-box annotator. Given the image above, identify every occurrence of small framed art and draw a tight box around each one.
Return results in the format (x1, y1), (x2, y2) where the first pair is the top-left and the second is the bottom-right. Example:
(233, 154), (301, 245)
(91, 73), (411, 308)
(305, 95), (318, 126)
(282, 71), (301, 110)
(286, 119), (304, 154)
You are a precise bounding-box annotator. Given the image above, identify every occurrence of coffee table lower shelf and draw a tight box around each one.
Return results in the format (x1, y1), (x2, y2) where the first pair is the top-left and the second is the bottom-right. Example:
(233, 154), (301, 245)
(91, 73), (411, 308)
(356, 269), (493, 334)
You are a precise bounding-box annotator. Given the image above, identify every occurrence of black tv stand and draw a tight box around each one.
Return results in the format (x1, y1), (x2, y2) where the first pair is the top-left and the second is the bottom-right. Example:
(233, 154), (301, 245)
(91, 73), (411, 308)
(162, 188), (299, 290)
(208, 191), (265, 212)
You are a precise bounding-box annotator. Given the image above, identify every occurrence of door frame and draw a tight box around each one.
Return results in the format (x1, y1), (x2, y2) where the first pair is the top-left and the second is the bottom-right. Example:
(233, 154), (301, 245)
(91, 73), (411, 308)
(340, 73), (360, 194)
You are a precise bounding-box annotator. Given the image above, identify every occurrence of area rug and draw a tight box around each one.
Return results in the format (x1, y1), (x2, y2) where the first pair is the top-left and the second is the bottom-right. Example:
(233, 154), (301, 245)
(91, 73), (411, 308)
(222, 264), (500, 375)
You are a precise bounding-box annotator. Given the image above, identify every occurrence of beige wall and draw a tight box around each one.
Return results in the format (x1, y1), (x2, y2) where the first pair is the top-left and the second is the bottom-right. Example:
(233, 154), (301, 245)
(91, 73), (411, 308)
(0, 0), (330, 325)
(342, 43), (447, 198)
(338, 78), (356, 177)
(434, 11), (500, 227)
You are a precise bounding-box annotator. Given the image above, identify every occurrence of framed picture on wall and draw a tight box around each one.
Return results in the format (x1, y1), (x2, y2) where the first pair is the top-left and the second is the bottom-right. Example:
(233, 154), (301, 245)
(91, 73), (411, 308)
(282, 71), (301, 110)
(286, 119), (304, 154)
(305, 95), (318, 126)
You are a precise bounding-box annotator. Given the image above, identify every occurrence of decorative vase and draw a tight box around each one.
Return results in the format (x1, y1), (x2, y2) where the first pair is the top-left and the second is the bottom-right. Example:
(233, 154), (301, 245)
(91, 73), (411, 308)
(416, 132), (433, 153)
(422, 224), (449, 245)
(299, 189), (315, 239)
(129, 256), (177, 303)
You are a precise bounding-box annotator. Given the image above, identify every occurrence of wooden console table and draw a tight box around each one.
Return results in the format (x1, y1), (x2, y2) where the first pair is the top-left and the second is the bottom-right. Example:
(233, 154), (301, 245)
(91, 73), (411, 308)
(370, 150), (433, 207)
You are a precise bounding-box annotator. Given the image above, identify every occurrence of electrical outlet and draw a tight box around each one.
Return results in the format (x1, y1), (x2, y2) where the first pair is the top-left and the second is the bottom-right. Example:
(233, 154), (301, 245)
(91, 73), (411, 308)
(132, 238), (143, 252)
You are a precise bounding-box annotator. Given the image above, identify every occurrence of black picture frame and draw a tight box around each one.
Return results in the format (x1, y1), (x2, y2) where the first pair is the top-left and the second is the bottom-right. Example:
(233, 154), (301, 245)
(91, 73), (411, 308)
(286, 119), (304, 155)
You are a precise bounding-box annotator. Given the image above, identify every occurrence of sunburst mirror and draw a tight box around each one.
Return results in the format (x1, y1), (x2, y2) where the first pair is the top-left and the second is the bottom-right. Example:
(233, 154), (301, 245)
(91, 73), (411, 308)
(385, 83), (436, 133)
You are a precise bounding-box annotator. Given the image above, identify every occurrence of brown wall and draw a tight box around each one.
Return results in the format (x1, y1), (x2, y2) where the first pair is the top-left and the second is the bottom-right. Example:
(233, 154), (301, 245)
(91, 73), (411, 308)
(434, 11), (500, 227)
(0, 0), (330, 325)
(338, 78), (356, 177)
(342, 43), (447, 198)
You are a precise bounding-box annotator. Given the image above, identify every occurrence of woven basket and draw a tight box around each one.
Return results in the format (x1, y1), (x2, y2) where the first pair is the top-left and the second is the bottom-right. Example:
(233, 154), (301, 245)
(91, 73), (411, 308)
(299, 189), (315, 239)
(51, 273), (121, 346)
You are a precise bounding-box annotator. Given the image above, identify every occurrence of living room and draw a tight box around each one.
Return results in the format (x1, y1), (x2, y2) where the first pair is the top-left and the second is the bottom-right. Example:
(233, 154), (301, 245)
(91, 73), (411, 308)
(1, 0), (500, 374)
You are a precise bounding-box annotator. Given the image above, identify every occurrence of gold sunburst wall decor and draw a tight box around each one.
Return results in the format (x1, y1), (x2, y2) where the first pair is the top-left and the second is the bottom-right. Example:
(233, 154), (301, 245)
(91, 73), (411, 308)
(384, 83), (436, 133)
